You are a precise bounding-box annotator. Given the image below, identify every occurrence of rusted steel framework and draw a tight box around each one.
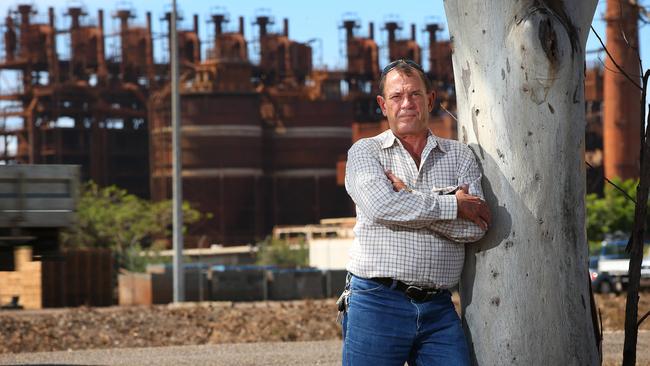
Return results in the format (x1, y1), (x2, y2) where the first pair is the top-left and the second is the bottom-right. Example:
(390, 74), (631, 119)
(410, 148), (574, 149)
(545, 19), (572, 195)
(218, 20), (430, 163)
(149, 12), (352, 244)
(340, 17), (381, 123)
(424, 23), (454, 85)
(1, 5), (461, 245)
(253, 15), (313, 85)
(0, 4), (168, 197)
(384, 21), (421, 65)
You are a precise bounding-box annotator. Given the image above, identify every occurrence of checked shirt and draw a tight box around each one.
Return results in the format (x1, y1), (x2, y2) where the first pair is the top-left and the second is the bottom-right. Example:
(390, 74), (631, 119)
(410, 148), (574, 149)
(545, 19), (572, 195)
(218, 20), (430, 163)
(345, 129), (486, 288)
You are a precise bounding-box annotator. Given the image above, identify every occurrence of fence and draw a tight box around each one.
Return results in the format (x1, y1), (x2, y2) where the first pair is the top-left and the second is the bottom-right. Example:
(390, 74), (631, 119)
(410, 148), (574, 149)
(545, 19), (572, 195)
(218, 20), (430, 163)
(0, 247), (114, 309)
(119, 265), (348, 305)
(41, 248), (114, 307)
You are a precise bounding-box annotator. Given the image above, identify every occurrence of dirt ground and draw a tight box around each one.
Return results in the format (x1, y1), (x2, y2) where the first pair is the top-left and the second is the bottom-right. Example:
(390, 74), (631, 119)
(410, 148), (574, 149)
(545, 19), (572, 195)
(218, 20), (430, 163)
(596, 293), (650, 332)
(0, 293), (648, 354)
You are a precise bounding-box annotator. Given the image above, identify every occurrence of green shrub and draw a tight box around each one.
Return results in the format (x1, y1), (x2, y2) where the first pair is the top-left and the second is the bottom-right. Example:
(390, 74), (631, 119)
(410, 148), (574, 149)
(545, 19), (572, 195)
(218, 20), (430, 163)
(61, 181), (208, 271)
(255, 236), (308, 267)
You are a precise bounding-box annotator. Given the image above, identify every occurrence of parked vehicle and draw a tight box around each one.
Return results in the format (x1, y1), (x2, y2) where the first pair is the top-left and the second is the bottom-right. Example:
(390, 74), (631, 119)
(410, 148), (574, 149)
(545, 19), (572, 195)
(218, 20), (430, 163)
(642, 258), (650, 287)
(0, 164), (80, 270)
(589, 256), (621, 294)
(592, 238), (650, 294)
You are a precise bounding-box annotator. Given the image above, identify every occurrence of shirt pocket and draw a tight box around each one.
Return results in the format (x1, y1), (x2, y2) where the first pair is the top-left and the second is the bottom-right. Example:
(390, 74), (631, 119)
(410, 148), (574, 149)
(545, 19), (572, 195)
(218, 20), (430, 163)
(431, 184), (458, 195)
(425, 169), (457, 195)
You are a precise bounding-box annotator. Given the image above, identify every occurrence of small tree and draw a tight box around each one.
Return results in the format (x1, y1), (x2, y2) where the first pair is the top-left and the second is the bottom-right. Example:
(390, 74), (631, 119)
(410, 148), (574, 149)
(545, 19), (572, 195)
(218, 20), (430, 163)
(255, 236), (308, 268)
(586, 178), (637, 242)
(61, 182), (207, 271)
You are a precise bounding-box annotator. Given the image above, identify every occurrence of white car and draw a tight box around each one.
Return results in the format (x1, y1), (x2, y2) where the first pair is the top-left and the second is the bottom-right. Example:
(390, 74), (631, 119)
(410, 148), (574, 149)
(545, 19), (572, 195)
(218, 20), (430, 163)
(594, 239), (650, 293)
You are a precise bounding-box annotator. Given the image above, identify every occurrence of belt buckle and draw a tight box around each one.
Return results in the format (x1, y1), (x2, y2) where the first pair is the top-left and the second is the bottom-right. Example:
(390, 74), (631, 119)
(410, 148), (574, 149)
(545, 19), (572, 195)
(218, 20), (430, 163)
(405, 285), (427, 302)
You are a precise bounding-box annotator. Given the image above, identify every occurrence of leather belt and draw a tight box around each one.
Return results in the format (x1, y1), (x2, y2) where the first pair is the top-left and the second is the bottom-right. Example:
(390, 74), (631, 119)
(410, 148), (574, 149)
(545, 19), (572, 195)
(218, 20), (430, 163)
(370, 277), (445, 302)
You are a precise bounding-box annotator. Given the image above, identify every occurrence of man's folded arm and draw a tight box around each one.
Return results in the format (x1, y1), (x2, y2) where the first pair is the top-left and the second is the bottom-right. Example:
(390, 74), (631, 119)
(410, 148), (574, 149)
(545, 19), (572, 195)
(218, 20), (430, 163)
(428, 218), (486, 243)
(440, 144), (488, 242)
(344, 141), (457, 229)
(382, 144), (488, 242)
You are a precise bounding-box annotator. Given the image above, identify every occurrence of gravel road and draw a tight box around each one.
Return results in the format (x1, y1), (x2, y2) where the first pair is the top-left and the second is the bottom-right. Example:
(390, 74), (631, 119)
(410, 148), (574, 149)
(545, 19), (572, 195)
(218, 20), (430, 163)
(0, 331), (647, 365)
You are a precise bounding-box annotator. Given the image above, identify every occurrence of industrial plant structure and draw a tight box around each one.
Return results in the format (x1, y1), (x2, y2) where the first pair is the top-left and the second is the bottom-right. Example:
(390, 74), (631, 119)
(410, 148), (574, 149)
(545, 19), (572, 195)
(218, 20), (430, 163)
(0, 1), (642, 245)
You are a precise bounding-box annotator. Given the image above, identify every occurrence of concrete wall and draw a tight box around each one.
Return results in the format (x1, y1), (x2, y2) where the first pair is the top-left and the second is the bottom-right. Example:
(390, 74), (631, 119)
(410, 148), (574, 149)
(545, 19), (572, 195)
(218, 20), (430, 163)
(41, 248), (114, 307)
(308, 238), (353, 270)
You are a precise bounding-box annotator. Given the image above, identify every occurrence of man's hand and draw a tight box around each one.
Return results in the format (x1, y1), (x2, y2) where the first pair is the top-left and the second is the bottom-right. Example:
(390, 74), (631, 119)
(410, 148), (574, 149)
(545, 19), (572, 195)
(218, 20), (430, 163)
(387, 172), (491, 230)
(385, 170), (407, 192)
(456, 184), (491, 230)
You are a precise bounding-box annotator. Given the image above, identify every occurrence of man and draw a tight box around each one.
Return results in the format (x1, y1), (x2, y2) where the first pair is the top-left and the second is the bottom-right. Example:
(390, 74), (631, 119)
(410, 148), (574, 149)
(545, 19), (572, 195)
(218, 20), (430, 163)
(342, 59), (491, 365)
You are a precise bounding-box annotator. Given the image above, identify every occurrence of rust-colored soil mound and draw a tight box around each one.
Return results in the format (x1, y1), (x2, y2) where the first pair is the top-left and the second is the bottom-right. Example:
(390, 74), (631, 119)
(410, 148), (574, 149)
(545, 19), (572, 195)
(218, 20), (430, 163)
(0, 293), (647, 354)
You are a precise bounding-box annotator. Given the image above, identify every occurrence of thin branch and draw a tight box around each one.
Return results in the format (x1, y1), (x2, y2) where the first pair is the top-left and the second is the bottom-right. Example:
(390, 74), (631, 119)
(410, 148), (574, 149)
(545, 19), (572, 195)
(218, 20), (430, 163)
(596, 55), (639, 78)
(641, 4), (650, 23)
(641, 104), (650, 148)
(589, 277), (603, 364)
(638, 310), (650, 328)
(440, 104), (458, 122)
(599, 307), (604, 363)
(590, 25), (642, 90)
(585, 161), (637, 204)
(641, 70), (649, 155)
(616, 0), (644, 74)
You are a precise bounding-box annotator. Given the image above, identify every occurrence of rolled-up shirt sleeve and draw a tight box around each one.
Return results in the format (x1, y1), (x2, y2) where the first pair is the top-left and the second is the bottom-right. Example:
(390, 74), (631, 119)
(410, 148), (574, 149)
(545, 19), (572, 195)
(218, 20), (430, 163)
(457, 145), (485, 199)
(345, 140), (457, 229)
(428, 217), (486, 243)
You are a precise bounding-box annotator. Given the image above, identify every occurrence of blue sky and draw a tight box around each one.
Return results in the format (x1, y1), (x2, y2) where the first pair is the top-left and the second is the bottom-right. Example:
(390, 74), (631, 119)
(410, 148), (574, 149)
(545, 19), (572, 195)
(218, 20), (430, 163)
(0, 0), (647, 71)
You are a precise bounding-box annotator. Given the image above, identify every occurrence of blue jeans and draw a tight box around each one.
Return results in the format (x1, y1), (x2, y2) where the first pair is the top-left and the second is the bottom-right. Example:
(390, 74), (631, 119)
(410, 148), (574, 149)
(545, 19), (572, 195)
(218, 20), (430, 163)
(342, 275), (470, 366)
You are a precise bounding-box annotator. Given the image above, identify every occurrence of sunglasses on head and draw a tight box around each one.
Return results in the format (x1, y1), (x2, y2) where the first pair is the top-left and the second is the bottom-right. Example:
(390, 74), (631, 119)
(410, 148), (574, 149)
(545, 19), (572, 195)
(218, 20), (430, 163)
(381, 59), (425, 78)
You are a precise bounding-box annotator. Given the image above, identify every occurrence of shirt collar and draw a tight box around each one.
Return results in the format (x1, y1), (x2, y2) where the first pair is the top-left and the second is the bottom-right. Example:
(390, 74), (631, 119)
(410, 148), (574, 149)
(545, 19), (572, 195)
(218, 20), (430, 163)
(381, 129), (447, 153)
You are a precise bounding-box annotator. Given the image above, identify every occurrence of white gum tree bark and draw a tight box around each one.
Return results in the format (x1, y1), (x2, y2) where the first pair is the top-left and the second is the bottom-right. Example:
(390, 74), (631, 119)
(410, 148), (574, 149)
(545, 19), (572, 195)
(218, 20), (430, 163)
(444, 1), (600, 365)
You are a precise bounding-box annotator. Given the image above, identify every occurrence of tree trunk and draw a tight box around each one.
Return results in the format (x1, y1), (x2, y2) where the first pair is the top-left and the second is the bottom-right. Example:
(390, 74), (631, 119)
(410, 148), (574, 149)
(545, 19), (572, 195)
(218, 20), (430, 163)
(443, 1), (600, 365)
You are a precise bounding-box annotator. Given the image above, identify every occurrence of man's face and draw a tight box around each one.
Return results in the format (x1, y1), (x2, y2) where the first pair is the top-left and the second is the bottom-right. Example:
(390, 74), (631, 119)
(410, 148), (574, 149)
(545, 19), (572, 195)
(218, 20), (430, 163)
(377, 70), (435, 137)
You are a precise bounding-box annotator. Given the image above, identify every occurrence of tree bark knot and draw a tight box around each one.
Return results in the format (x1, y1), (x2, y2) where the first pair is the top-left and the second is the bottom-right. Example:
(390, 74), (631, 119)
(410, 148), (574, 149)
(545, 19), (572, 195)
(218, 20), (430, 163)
(521, 0), (580, 58)
(539, 18), (559, 66)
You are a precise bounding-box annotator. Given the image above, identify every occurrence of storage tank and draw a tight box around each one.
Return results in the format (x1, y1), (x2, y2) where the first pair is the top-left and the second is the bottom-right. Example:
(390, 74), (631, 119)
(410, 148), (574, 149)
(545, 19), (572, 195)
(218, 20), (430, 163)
(149, 61), (265, 245)
(265, 96), (354, 225)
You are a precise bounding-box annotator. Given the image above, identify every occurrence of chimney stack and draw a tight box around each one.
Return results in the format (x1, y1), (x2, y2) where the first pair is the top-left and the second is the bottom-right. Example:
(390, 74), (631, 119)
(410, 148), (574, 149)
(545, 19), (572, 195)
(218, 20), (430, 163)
(603, 0), (641, 180)
(384, 21), (399, 45)
(146, 11), (152, 33)
(48, 7), (55, 27)
(211, 14), (226, 36)
(67, 7), (83, 29)
(255, 16), (271, 38)
(342, 20), (356, 43)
